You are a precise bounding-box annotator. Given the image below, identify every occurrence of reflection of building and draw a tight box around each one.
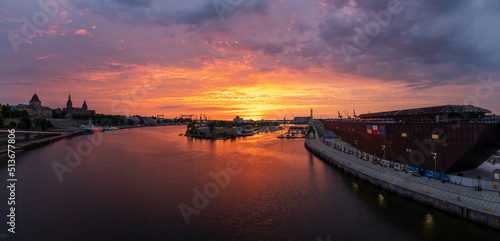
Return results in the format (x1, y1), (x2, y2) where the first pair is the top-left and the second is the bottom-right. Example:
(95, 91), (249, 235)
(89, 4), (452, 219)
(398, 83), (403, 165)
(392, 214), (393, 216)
(233, 116), (243, 123)
(60, 95), (95, 115)
(13, 93), (52, 118)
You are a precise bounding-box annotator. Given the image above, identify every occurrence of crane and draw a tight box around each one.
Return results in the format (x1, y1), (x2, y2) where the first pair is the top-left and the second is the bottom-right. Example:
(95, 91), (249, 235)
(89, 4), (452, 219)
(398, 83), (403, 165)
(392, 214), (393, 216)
(338, 111), (343, 119)
(344, 110), (350, 119)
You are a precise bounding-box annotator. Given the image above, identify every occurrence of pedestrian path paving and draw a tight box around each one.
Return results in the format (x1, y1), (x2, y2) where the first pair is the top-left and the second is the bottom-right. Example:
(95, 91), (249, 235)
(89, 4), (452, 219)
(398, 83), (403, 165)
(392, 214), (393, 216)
(306, 137), (500, 217)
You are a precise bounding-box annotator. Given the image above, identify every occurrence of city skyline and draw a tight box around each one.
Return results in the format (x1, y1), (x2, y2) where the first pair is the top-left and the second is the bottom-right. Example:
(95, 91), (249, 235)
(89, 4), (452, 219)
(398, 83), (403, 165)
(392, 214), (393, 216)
(1, 0), (499, 119)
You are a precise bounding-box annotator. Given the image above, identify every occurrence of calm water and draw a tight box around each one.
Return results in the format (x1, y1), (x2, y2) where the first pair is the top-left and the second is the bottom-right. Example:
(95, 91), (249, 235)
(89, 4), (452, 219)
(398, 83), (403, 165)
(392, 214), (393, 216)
(0, 126), (499, 241)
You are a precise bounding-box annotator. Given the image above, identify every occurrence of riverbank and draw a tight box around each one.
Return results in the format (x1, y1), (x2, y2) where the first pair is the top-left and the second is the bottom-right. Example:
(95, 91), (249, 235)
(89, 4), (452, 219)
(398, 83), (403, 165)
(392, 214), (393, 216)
(0, 130), (85, 155)
(0, 124), (168, 155)
(305, 137), (500, 230)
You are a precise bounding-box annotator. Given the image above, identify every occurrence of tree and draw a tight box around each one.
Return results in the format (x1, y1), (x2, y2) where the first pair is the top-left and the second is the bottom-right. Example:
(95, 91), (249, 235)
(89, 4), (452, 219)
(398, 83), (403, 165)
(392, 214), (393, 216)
(1, 104), (11, 118)
(127, 119), (135, 126)
(21, 116), (31, 129)
(186, 123), (196, 134)
(35, 119), (54, 131)
(208, 121), (217, 133)
(0, 112), (5, 128)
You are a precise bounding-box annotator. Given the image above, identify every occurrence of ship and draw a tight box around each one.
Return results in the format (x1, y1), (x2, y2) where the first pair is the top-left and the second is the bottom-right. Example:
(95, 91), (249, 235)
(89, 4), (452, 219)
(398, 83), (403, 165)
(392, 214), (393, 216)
(323, 105), (500, 173)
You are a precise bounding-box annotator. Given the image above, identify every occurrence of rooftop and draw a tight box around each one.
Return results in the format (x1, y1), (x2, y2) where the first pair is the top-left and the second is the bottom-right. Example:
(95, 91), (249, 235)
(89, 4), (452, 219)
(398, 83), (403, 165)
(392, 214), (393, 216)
(30, 93), (41, 103)
(358, 105), (492, 119)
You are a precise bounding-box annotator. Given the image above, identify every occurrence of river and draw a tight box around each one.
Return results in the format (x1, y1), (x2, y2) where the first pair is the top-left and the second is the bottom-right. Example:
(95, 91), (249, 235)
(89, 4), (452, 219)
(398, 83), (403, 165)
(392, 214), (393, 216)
(0, 125), (498, 240)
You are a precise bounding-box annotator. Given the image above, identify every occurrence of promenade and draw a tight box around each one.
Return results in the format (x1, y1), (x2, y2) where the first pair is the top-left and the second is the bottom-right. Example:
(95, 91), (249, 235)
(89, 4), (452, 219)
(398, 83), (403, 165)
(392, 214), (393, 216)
(305, 136), (500, 230)
(0, 130), (85, 155)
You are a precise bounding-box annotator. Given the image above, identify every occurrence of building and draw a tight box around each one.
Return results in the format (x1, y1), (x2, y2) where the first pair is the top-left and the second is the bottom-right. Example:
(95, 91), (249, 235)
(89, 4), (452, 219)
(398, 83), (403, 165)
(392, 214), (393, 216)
(13, 93), (52, 119)
(58, 95), (96, 115)
(324, 105), (500, 173)
(233, 116), (243, 123)
(294, 116), (310, 124)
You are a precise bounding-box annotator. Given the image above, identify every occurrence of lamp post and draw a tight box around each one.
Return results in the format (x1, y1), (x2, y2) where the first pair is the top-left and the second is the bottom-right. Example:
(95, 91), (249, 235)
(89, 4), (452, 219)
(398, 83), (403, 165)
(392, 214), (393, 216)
(431, 152), (438, 179)
(354, 140), (358, 150)
(381, 145), (386, 160)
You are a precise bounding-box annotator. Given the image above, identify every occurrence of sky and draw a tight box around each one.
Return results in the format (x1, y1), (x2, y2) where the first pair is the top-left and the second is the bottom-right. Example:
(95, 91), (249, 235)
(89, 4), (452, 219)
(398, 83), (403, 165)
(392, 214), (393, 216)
(0, 0), (499, 120)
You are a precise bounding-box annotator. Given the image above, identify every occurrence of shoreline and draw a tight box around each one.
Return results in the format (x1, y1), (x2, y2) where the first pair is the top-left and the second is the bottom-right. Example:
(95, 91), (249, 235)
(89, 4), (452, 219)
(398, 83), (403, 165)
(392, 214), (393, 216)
(304, 137), (500, 230)
(0, 125), (159, 155)
(0, 130), (85, 155)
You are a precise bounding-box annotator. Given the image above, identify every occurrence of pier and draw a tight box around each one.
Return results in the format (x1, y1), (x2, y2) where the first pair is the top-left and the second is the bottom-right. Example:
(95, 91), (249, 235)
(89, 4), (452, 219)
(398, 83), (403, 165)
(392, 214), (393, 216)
(305, 136), (500, 230)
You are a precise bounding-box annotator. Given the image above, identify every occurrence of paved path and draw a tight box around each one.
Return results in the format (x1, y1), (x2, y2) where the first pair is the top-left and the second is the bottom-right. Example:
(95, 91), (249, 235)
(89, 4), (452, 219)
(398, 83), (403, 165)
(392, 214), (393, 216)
(306, 137), (500, 216)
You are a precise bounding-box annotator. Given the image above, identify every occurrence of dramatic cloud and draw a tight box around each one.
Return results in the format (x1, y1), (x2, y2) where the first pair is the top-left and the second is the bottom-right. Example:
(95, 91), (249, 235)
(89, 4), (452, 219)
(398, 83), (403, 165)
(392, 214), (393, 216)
(0, 0), (499, 118)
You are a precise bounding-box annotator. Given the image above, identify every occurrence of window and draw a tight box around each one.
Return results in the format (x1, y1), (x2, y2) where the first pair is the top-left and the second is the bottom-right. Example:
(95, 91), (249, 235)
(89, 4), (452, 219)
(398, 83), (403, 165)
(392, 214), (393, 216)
(406, 148), (412, 153)
(432, 134), (439, 140)
(402, 133), (407, 137)
(495, 173), (499, 180)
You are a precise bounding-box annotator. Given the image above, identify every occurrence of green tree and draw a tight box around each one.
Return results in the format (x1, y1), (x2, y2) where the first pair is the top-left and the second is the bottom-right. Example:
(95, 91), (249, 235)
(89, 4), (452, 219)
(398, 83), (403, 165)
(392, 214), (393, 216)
(208, 121), (217, 133)
(35, 119), (54, 131)
(21, 116), (31, 129)
(0, 112), (5, 128)
(1, 104), (11, 118)
(186, 123), (196, 134)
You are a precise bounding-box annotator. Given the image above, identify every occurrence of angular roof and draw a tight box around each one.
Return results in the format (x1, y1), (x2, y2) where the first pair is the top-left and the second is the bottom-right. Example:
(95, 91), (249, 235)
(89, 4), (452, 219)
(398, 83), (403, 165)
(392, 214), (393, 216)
(358, 105), (491, 119)
(30, 93), (41, 103)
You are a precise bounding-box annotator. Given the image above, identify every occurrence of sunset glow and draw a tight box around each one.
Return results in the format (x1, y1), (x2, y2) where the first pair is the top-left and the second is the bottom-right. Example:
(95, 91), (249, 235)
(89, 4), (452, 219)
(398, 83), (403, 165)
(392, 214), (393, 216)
(1, 0), (499, 119)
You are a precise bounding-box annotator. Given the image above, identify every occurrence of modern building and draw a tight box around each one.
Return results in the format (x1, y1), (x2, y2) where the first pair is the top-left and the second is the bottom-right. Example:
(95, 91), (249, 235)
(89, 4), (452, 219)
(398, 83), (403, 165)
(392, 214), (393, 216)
(324, 105), (500, 173)
(13, 93), (52, 119)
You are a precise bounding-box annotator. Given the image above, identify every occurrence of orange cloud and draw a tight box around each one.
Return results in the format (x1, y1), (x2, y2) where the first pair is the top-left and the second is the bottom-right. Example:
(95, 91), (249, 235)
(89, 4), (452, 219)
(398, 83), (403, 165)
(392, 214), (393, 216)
(74, 29), (91, 36)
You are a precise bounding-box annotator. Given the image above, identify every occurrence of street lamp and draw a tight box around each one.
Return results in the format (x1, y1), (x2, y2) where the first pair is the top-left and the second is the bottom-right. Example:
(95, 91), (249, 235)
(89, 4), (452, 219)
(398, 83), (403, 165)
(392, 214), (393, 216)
(431, 152), (439, 179)
(354, 140), (359, 150)
(381, 145), (386, 160)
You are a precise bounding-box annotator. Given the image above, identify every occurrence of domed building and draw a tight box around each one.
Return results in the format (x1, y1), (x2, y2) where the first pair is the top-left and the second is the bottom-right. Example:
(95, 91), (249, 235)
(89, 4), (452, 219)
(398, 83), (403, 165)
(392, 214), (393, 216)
(14, 93), (53, 118)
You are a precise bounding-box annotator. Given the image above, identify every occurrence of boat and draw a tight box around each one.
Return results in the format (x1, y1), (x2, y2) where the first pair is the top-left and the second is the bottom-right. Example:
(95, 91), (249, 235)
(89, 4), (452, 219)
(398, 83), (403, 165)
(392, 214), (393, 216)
(277, 134), (285, 139)
(179, 133), (184, 136)
(104, 126), (119, 131)
(80, 118), (102, 133)
(323, 105), (500, 173)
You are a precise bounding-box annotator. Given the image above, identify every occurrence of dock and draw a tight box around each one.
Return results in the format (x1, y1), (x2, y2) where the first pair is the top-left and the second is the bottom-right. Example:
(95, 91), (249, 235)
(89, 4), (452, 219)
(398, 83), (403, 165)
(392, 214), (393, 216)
(305, 137), (500, 230)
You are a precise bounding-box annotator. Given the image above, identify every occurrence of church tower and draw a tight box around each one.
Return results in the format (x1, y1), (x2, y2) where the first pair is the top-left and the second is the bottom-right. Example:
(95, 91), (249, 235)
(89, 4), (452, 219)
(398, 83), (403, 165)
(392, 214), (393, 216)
(66, 94), (73, 113)
(82, 100), (88, 111)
